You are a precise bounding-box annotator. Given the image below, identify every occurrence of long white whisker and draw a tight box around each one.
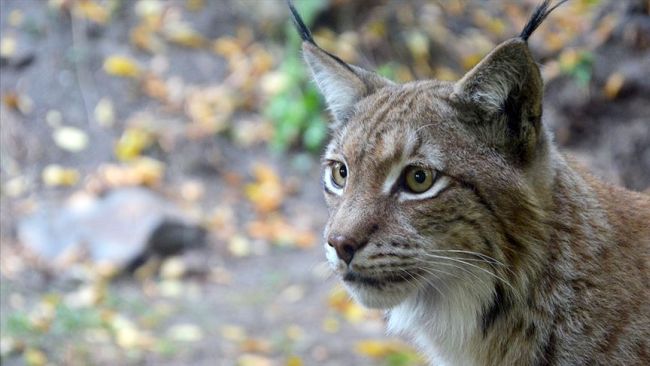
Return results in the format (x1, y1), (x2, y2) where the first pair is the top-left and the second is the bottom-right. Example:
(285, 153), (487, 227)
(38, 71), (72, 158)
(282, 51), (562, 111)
(427, 249), (508, 267)
(401, 267), (445, 298)
(425, 249), (516, 278)
(417, 253), (515, 292)
(411, 256), (493, 289)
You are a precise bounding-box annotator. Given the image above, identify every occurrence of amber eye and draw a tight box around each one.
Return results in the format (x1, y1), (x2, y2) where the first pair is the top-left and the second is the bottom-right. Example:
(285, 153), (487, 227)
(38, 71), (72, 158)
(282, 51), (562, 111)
(331, 162), (347, 188)
(404, 166), (435, 193)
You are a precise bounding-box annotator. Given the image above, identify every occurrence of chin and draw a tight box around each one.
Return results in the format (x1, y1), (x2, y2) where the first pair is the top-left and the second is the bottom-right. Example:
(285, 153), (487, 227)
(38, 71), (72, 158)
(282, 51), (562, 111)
(343, 277), (417, 309)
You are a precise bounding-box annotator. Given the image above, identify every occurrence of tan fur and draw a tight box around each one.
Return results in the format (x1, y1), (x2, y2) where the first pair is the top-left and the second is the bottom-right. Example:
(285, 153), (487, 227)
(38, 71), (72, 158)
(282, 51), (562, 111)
(293, 2), (650, 365)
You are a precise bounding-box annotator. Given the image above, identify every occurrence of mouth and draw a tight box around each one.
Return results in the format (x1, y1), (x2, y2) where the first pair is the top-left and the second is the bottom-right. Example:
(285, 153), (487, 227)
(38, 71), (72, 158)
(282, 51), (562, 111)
(343, 271), (410, 288)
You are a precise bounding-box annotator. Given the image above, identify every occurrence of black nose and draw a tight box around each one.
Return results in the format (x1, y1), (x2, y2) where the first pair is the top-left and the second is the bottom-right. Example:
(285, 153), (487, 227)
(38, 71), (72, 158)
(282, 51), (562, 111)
(328, 235), (366, 265)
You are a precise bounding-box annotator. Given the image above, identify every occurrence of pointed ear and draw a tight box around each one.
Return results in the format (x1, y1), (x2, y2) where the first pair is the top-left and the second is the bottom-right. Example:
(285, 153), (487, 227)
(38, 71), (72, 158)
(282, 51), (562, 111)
(450, 39), (544, 163)
(287, 0), (392, 124)
(302, 42), (392, 124)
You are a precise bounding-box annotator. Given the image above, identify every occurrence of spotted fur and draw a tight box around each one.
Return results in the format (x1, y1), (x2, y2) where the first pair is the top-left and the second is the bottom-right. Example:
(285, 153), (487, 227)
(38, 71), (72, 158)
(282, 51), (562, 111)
(290, 1), (650, 365)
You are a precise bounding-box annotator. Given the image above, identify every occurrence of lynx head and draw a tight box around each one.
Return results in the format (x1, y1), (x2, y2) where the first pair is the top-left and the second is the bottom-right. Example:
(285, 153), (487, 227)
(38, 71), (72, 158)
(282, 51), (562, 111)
(290, 1), (564, 309)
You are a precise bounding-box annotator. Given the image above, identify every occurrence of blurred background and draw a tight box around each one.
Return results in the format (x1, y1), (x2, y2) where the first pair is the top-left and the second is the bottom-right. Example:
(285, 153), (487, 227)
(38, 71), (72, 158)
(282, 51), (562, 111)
(1, 0), (648, 365)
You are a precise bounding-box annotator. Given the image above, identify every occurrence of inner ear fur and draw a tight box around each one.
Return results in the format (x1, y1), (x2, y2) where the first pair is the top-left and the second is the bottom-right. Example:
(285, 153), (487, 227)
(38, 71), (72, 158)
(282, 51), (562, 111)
(302, 42), (393, 126)
(451, 39), (545, 164)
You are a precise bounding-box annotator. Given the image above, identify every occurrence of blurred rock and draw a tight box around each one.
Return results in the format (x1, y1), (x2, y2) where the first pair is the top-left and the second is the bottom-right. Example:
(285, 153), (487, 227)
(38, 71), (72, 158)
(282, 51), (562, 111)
(17, 187), (205, 270)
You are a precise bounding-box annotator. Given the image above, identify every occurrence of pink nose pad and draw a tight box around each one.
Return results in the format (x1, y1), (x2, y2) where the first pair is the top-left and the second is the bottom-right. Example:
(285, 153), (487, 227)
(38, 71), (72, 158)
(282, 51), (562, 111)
(328, 235), (366, 265)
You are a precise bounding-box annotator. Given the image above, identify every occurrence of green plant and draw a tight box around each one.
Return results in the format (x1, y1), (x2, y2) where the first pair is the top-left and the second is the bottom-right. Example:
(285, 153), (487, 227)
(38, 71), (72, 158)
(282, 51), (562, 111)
(265, 0), (328, 152)
(560, 50), (594, 87)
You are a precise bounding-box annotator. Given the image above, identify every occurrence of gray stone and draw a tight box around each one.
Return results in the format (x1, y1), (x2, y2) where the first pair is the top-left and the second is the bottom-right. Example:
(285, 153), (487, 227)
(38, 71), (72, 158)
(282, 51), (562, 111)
(17, 187), (201, 269)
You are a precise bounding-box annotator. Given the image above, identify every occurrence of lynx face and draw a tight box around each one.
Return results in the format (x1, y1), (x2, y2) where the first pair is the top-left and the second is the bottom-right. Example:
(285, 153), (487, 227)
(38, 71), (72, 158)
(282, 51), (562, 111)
(320, 79), (527, 309)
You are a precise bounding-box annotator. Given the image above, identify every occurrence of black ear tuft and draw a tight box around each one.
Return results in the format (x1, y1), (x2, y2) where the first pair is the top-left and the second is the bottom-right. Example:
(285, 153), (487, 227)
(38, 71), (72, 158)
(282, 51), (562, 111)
(287, 0), (316, 44)
(519, 0), (568, 41)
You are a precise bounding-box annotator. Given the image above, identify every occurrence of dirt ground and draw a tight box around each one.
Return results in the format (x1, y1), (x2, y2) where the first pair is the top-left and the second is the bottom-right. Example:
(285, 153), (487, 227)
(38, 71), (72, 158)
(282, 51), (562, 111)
(1, 1), (648, 365)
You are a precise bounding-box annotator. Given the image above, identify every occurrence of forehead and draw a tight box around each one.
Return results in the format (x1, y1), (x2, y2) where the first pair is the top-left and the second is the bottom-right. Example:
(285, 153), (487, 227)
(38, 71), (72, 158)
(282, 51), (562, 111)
(326, 81), (454, 167)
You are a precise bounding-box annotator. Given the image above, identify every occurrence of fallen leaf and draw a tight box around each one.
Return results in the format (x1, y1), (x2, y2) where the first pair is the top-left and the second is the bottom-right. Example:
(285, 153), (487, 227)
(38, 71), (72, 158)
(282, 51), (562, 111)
(23, 348), (46, 366)
(167, 323), (203, 342)
(8, 9), (24, 27)
(237, 354), (272, 366)
(285, 324), (304, 341)
(220, 324), (246, 342)
(3, 176), (28, 197)
(104, 55), (141, 78)
(179, 180), (205, 202)
(42, 165), (80, 186)
(244, 164), (284, 213)
(186, 0), (205, 11)
(74, 0), (109, 24)
(53, 126), (89, 152)
(240, 338), (272, 354)
(0, 36), (16, 57)
(114, 128), (153, 161)
(228, 235), (251, 257)
(603, 72), (625, 100)
(322, 316), (339, 333)
(94, 98), (115, 127)
(163, 22), (205, 48)
(286, 355), (303, 366)
(3, 91), (33, 114)
(46, 109), (63, 127)
(160, 257), (186, 280)
(280, 285), (304, 303)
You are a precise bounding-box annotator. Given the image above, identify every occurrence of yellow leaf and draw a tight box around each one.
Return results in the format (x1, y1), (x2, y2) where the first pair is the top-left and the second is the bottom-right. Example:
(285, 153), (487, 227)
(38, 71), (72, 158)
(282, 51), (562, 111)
(104, 56), (141, 78)
(603, 72), (625, 100)
(75, 1), (109, 24)
(186, 0), (205, 11)
(355, 340), (392, 358)
(355, 339), (423, 362)
(164, 22), (205, 48)
(42, 165), (80, 186)
(244, 164), (283, 213)
(114, 128), (153, 161)
(128, 157), (165, 186)
(24, 348), (46, 366)
(462, 53), (483, 70)
(322, 316), (339, 333)
(286, 355), (303, 366)
(0, 36), (16, 57)
(237, 354), (272, 366)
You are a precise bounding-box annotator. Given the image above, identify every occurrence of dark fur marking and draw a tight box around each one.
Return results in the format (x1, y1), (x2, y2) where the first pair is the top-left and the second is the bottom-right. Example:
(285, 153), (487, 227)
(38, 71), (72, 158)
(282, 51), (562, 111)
(343, 271), (410, 287)
(539, 330), (558, 366)
(525, 323), (536, 341)
(368, 252), (411, 260)
(481, 281), (512, 337)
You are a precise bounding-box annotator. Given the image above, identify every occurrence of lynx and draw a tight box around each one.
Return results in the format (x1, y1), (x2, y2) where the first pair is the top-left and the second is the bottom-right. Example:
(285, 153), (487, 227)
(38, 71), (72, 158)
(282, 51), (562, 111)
(289, 1), (650, 365)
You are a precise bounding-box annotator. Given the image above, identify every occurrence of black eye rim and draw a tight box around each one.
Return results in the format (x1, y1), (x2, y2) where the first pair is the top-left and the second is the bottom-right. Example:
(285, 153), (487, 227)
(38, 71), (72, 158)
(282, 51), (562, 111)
(401, 165), (437, 194)
(328, 161), (347, 189)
